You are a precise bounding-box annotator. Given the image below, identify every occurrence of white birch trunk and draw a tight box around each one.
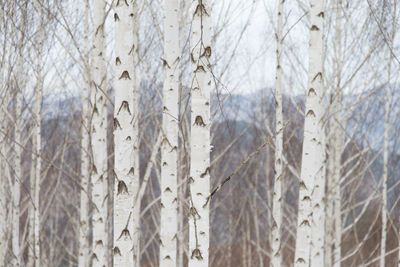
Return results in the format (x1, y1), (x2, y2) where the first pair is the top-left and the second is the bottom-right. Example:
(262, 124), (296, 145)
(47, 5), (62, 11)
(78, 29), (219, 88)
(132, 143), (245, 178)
(0, 127), (6, 267)
(380, 74), (389, 267)
(28, 6), (44, 264)
(33, 66), (42, 267)
(28, 136), (35, 267)
(177, 5), (190, 265)
(271, 1), (284, 266)
(189, 1), (212, 266)
(294, 0), (325, 266)
(91, 0), (108, 265)
(380, 37), (392, 267)
(12, 22), (26, 266)
(311, 111), (326, 267)
(325, 137), (334, 267)
(13, 69), (22, 267)
(177, 127), (187, 267)
(159, 0), (180, 265)
(0, 54), (7, 267)
(177, 173), (185, 267)
(113, 0), (140, 266)
(78, 0), (91, 266)
(331, 119), (342, 260)
(0, 109), (6, 267)
(132, 12), (141, 266)
(332, 1), (343, 265)
(0, 2), (8, 263)
(332, 111), (342, 267)
(32, 4), (44, 265)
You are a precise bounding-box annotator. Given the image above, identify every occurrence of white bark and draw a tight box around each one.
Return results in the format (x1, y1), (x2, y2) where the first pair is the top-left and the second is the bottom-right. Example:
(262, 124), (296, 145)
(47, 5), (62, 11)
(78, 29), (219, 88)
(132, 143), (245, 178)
(159, 0), (180, 265)
(271, 1), (284, 266)
(113, 0), (140, 266)
(91, 0), (108, 265)
(78, 0), (90, 266)
(380, 80), (389, 267)
(294, 0), (326, 266)
(0, 103), (6, 267)
(0, 2), (8, 263)
(189, 0), (212, 266)
(177, 5), (190, 266)
(325, 1), (343, 266)
(13, 63), (22, 267)
(132, 11), (141, 266)
(177, 173), (185, 267)
(332, 2), (343, 265)
(32, 4), (44, 265)
(0, 84), (7, 267)
(177, 127), (187, 267)
(0, 126), (6, 267)
(325, 138), (334, 267)
(12, 15), (26, 265)
(28, 137), (35, 267)
(332, 103), (342, 267)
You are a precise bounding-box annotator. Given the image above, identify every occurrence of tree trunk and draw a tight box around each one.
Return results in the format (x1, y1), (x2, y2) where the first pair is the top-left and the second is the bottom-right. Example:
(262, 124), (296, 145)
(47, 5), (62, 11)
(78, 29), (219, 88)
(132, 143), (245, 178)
(159, 0), (180, 265)
(189, 1), (212, 266)
(28, 135), (35, 267)
(113, 0), (140, 266)
(294, 0), (326, 266)
(33, 3), (44, 265)
(380, 71), (389, 267)
(325, 137), (334, 267)
(78, 0), (91, 266)
(332, 1), (343, 266)
(0, 104), (6, 267)
(91, 0), (108, 265)
(12, 11), (26, 264)
(271, 1), (284, 266)
(13, 60), (22, 267)
(0, 1), (8, 263)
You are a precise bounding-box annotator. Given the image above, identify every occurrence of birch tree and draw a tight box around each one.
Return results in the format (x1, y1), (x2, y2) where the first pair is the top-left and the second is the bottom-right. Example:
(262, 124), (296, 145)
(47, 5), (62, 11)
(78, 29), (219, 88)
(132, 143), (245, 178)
(332, 1), (343, 266)
(11, 4), (28, 265)
(325, 0), (344, 265)
(189, 0), (212, 266)
(380, 51), (389, 267)
(30, 2), (44, 265)
(113, 0), (140, 266)
(271, 1), (284, 266)
(78, 0), (91, 266)
(0, 105), (6, 266)
(159, 0), (180, 265)
(12, 48), (23, 267)
(0, 0), (398, 266)
(0, 0), (8, 263)
(294, 0), (326, 266)
(91, 0), (108, 265)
